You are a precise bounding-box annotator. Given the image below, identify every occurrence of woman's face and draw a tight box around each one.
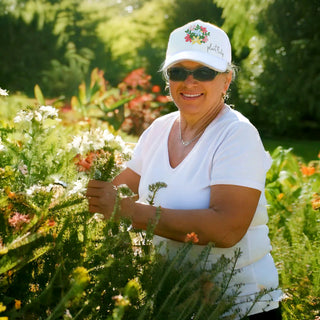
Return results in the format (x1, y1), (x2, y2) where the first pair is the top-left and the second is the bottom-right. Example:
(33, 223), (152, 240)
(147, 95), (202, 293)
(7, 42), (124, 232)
(168, 61), (232, 121)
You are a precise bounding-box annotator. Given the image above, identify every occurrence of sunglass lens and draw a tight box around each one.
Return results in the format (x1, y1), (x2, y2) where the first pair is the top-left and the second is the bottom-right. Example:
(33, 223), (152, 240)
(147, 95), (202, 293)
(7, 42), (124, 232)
(167, 68), (187, 81)
(195, 67), (218, 81)
(167, 67), (218, 81)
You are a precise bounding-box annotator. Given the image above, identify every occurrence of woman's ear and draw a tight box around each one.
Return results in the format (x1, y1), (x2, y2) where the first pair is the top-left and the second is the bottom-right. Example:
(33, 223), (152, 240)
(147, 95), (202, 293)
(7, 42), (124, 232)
(224, 71), (233, 92)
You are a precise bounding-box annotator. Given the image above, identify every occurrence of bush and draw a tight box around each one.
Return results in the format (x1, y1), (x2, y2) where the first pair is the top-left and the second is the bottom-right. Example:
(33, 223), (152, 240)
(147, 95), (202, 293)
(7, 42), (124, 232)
(266, 147), (320, 320)
(0, 99), (252, 320)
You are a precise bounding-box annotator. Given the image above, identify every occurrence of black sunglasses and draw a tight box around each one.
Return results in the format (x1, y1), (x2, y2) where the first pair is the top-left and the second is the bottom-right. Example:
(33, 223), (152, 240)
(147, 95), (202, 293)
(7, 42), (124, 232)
(167, 66), (219, 82)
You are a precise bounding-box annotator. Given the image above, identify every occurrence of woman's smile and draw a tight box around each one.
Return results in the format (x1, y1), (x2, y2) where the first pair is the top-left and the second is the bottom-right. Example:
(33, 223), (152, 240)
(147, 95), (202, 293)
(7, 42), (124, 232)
(180, 92), (204, 99)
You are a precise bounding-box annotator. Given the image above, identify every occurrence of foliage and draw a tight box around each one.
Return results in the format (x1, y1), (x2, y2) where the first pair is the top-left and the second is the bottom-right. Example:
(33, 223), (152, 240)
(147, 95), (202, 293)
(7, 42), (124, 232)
(71, 68), (171, 135)
(253, 0), (320, 137)
(266, 147), (320, 320)
(0, 97), (258, 319)
(1, 0), (320, 137)
(217, 0), (320, 137)
(0, 12), (62, 96)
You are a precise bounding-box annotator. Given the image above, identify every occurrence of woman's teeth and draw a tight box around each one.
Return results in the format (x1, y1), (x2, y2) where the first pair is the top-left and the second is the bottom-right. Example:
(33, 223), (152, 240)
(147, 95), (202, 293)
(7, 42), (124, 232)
(182, 93), (202, 98)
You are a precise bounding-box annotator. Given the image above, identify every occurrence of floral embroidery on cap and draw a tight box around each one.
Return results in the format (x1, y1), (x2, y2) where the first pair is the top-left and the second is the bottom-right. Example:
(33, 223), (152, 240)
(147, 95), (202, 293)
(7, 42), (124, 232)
(185, 24), (210, 45)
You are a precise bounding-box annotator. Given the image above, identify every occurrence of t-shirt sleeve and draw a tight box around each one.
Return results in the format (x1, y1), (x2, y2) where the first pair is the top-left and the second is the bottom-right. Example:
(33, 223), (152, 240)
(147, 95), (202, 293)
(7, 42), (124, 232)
(210, 122), (272, 191)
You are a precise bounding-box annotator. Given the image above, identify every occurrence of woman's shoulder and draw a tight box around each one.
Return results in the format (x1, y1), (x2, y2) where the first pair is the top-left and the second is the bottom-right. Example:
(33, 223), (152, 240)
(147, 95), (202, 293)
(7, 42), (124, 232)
(153, 111), (179, 124)
(219, 105), (258, 132)
(146, 111), (179, 132)
(137, 111), (178, 143)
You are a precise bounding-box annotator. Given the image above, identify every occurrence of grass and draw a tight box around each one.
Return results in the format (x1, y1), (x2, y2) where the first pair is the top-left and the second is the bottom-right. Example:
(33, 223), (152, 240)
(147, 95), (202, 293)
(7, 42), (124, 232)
(262, 137), (320, 162)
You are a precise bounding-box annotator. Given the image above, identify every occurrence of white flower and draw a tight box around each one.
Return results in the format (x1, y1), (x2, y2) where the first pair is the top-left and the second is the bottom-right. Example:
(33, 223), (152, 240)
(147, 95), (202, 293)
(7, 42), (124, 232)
(0, 88), (8, 96)
(68, 136), (83, 153)
(13, 115), (23, 123)
(68, 178), (87, 195)
(26, 184), (55, 196)
(34, 111), (42, 122)
(39, 105), (59, 119)
(18, 164), (28, 175)
(13, 110), (34, 123)
(0, 138), (6, 152)
(102, 130), (114, 142)
(114, 135), (126, 150)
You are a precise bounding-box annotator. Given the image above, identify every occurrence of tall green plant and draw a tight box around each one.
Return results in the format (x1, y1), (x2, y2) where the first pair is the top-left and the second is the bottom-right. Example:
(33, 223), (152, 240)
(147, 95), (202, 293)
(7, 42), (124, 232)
(266, 147), (320, 319)
(0, 97), (265, 319)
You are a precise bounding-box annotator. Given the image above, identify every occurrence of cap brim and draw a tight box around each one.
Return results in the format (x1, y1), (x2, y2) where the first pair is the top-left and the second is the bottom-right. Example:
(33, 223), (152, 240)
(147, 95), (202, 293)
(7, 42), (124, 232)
(161, 51), (228, 73)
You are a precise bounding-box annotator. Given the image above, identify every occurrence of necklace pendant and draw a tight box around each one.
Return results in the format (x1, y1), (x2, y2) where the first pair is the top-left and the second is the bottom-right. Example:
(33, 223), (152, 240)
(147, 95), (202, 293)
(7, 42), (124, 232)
(181, 140), (190, 146)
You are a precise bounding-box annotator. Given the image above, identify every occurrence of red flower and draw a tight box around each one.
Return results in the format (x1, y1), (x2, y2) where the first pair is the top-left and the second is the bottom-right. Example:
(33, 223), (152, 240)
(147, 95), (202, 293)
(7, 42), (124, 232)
(200, 26), (208, 33)
(185, 34), (192, 42)
(156, 95), (170, 103)
(47, 218), (56, 227)
(122, 68), (151, 89)
(152, 85), (161, 93)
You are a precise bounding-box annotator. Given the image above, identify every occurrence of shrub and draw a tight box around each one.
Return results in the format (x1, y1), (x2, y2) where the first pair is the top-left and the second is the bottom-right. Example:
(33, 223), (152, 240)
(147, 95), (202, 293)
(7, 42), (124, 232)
(0, 100), (254, 320)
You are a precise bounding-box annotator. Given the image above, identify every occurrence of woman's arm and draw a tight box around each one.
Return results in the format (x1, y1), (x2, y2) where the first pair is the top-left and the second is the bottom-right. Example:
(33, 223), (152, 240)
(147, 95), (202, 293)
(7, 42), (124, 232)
(87, 175), (260, 248)
(112, 167), (141, 194)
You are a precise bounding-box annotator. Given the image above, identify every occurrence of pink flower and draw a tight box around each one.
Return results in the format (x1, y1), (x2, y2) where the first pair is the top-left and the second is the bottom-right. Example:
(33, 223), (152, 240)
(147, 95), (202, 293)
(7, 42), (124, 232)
(200, 26), (208, 33)
(8, 212), (30, 230)
(203, 36), (208, 43)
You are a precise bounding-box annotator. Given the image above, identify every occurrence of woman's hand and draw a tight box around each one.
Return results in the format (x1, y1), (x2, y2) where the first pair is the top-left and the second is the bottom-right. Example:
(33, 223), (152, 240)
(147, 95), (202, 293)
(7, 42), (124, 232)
(86, 180), (118, 219)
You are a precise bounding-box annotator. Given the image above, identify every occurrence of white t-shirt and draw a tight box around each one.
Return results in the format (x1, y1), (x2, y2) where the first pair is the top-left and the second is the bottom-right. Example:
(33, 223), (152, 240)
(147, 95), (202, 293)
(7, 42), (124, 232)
(127, 105), (282, 317)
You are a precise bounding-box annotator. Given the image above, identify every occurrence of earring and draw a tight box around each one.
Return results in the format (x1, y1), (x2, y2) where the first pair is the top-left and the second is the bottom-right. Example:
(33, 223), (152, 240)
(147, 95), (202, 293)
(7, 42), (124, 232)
(222, 92), (226, 100)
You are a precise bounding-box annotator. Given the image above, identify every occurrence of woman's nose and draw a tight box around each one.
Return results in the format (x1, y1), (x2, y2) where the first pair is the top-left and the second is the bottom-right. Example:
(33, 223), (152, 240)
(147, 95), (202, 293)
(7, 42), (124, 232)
(184, 74), (198, 85)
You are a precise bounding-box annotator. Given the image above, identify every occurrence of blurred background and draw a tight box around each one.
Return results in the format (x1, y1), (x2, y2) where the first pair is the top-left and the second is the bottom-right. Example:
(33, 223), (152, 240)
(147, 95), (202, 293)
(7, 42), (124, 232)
(0, 0), (319, 147)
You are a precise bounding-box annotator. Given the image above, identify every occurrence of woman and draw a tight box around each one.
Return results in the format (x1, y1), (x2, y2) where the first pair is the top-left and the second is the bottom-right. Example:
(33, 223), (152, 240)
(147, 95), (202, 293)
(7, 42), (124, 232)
(86, 20), (282, 319)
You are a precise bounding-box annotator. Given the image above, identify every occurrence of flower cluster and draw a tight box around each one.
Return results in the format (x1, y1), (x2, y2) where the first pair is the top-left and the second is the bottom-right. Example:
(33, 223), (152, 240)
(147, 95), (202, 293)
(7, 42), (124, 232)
(68, 127), (132, 157)
(13, 105), (59, 123)
(8, 212), (30, 230)
(185, 24), (210, 44)
(185, 232), (199, 244)
(301, 165), (316, 176)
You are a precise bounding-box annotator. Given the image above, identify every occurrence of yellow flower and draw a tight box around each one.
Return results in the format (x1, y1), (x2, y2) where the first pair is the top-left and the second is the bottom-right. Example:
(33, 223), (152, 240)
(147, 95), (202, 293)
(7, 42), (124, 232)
(0, 302), (6, 312)
(191, 36), (202, 45)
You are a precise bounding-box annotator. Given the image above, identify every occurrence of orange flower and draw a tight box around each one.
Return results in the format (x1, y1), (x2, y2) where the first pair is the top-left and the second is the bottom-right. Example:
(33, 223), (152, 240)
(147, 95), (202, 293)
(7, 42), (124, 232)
(277, 193), (284, 201)
(312, 194), (320, 211)
(185, 232), (199, 244)
(301, 165), (315, 176)
(7, 192), (16, 199)
(47, 218), (56, 227)
(74, 152), (97, 172)
(14, 299), (21, 310)
(30, 283), (40, 293)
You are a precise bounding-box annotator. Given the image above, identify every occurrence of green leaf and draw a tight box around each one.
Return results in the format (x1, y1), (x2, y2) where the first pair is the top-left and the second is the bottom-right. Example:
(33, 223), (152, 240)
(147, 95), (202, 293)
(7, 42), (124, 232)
(34, 84), (45, 105)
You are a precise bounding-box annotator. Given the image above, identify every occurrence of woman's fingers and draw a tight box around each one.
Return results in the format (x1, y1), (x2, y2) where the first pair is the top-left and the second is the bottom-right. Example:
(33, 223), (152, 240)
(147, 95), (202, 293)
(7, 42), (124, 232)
(86, 180), (117, 217)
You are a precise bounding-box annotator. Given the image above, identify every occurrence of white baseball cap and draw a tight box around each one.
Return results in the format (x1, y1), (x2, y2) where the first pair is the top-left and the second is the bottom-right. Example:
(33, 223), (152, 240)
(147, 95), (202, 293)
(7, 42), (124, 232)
(162, 20), (232, 72)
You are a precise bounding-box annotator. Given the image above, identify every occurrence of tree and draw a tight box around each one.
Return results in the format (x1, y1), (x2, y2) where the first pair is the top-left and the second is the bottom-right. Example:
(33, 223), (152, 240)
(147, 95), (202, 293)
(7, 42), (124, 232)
(254, 0), (320, 137)
(215, 0), (320, 138)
